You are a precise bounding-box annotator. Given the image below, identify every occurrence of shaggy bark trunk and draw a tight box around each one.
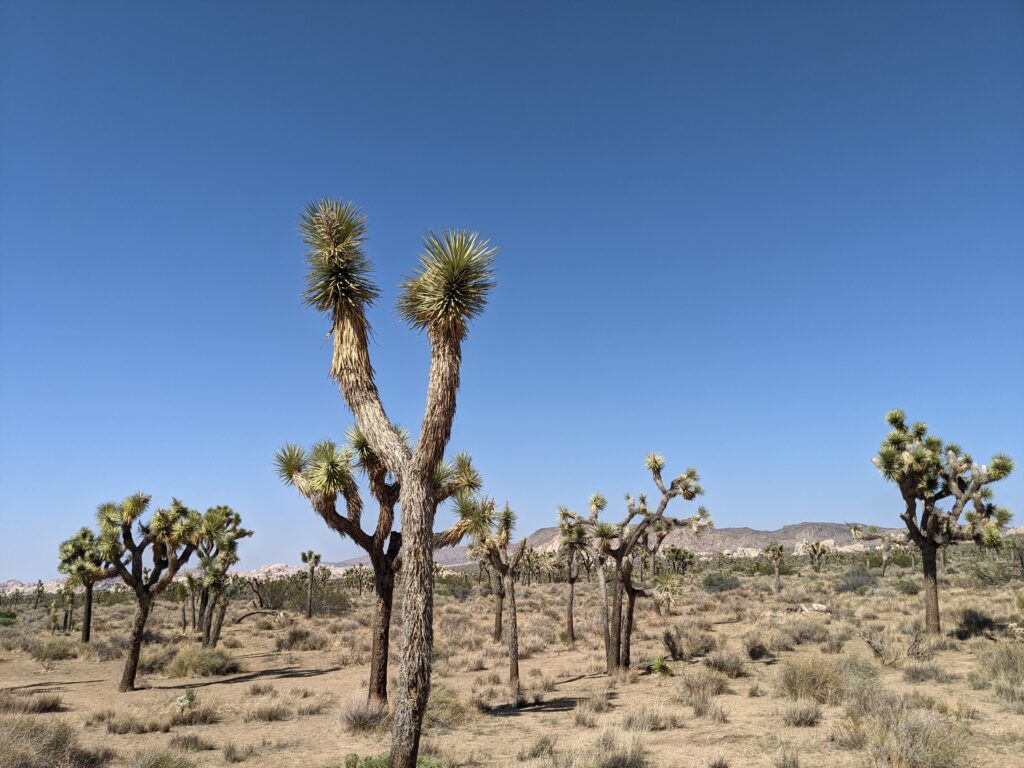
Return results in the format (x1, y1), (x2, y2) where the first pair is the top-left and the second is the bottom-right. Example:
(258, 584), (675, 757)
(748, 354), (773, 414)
(594, 562), (612, 674)
(208, 598), (227, 648)
(621, 588), (636, 669)
(565, 576), (576, 645)
(180, 601), (187, 633)
(190, 590), (196, 629)
(389, 479), (434, 768)
(504, 571), (520, 695)
(773, 565), (782, 595)
(119, 596), (151, 692)
(491, 570), (504, 642)
(81, 583), (93, 643)
(368, 568), (395, 705)
(202, 593), (219, 647)
(881, 555), (889, 578)
(198, 587), (209, 634)
(608, 564), (623, 673)
(922, 542), (941, 635)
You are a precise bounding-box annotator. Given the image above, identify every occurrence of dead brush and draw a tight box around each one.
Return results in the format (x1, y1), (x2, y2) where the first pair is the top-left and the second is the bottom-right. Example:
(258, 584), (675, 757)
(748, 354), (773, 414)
(341, 699), (390, 732)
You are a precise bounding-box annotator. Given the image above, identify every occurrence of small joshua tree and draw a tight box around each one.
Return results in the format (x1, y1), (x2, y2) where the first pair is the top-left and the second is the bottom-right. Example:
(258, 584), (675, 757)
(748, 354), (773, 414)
(805, 541), (828, 573)
(663, 545), (695, 575)
(296, 199), (496, 767)
(866, 408), (1014, 634)
(557, 513), (589, 645)
(764, 542), (784, 594)
(300, 551), (321, 620)
(196, 507), (251, 646)
(58, 527), (105, 642)
(457, 496), (527, 694)
(563, 454), (712, 673)
(97, 494), (202, 691)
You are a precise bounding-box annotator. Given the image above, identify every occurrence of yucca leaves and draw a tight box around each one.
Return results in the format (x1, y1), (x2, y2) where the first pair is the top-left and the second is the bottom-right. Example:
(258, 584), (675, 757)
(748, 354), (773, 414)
(397, 229), (496, 338)
(300, 199), (378, 321)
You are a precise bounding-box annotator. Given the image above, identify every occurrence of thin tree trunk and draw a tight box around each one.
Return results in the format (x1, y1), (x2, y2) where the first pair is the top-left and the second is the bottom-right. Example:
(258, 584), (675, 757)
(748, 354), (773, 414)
(119, 597), (151, 692)
(209, 598), (228, 648)
(198, 587), (209, 633)
(307, 566), (314, 620)
(491, 571), (504, 642)
(180, 601), (187, 633)
(81, 583), (93, 643)
(368, 569), (394, 705)
(621, 588), (636, 669)
(773, 566), (781, 595)
(505, 571), (520, 696)
(608, 564), (623, 674)
(190, 590), (196, 629)
(594, 561), (612, 674)
(922, 542), (941, 635)
(565, 576), (576, 645)
(202, 593), (219, 647)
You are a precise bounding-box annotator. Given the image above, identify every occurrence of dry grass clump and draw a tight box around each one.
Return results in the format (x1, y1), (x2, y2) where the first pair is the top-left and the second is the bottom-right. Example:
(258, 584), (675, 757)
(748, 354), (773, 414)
(0, 690), (64, 713)
(573, 687), (612, 727)
(865, 708), (971, 768)
(621, 703), (681, 731)
(166, 647), (241, 677)
(131, 751), (196, 768)
(776, 655), (871, 704)
(551, 728), (650, 768)
(517, 734), (557, 761)
(704, 649), (746, 677)
(167, 733), (216, 752)
(341, 698), (390, 733)
(247, 682), (276, 696)
(663, 625), (717, 661)
(424, 685), (471, 730)
(139, 645), (178, 674)
(0, 715), (115, 768)
(87, 709), (170, 734)
(223, 742), (259, 763)
(973, 642), (1024, 709)
(243, 702), (291, 722)
(902, 660), (955, 684)
(780, 700), (822, 727)
(275, 627), (329, 651)
(27, 637), (79, 662)
(742, 631), (772, 660)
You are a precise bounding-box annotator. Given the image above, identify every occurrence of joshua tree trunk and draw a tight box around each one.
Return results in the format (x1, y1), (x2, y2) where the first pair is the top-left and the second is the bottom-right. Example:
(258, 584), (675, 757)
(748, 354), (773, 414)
(621, 587), (636, 669)
(921, 542), (941, 635)
(565, 575), (576, 645)
(594, 561), (612, 674)
(773, 565), (782, 595)
(491, 570), (504, 642)
(198, 587), (209, 633)
(306, 565), (315, 620)
(119, 596), (151, 692)
(180, 601), (187, 633)
(208, 599), (228, 648)
(504, 571), (520, 694)
(202, 593), (219, 647)
(390, 479), (435, 768)
(608, 564), (623, 673)
(368, 568), (395, 705)
(81, 583), (93, 643)
(190, 590), (196, 629)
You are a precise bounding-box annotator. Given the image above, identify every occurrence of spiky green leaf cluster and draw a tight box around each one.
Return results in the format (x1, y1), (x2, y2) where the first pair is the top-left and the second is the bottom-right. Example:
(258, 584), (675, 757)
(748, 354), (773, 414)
(299, 199), (378, 321)
(397, 229), (496, 338)
(58, 527), (104, 586)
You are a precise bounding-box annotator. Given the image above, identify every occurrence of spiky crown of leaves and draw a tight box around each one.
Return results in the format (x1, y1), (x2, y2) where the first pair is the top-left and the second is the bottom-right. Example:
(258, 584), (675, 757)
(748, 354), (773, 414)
(96, 495), (201, 564)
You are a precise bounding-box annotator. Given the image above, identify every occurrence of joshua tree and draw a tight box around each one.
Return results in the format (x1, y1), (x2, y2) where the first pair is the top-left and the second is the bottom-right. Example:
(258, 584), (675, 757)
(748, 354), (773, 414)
(764, 542), (784, 594)
(97, 494), (202, 691)
(458, 496), (527, 694)
(33, 580), (44, 609)
(652, 572), (685, 616)
(300, 550), (321, 620)
(558, 513), (588, 645)
(866, 408), (1014, 634)
(663, 546), (695, 575)
(174, 582), (188, 633)
(58, 527), (105, 642)
(196, 507), (251, 646)
(296, 199), (495, 767)
(185, 573), (198, 629)
(563, 454), (712, 673)
(805, 541), (828, 573)
(276, 438), (480, 705)
(59, 581), (76, 633)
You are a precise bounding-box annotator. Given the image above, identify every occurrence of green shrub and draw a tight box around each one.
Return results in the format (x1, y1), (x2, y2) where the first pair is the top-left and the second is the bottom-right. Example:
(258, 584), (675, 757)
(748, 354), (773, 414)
(702, 572), (740, 593)
(835, 566), (876, 594)
(893, 578), (920, 596)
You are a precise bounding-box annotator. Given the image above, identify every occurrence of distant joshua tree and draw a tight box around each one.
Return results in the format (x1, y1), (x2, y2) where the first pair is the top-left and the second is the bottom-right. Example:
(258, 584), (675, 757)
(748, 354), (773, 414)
(195, 507), (251, 647)
(300, 550), (321, 619)
(58, 527), (105, 642)
(763, 542), (784, 594)
(557, 513), (589, 645)
(663, 545), (695, 575)
(805, 541), (828, 573)
(97, 494), (202, 691)
(862, 409), (1014, 634)
(294, 198), (496, 766)
(562, 454), (712, 673)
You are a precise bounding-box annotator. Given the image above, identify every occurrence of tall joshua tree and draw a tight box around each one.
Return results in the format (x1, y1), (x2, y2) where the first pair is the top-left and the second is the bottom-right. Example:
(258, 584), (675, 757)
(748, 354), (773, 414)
(805, 541), (828, 573)
(58, 527), (105, 642)
(563, 454), (712, 673)
(276, 435), (481, 704)
(97, 494), (202, 691)
(764, 542), (784, 594)
(297, 200), (496, 767)
(300, 550), (321, 620)
(458, 496), (527, 694)
(865, 409), (1014, 634)
(195, 507), (250, 647)
(557, 513), (588, 645)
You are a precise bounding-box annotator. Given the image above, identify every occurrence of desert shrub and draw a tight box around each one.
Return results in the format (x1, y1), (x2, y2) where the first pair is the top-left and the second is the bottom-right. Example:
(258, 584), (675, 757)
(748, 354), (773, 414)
(0, 610), (16, 627)
(223, 743), (259, 763)
(621, 704), (680, 731)
(248, 682), (275, 696)
(0, 690), (64, 713)
(835, 566), (876, 594)
(903, 661), (955, 684)
(297, 697), (332, 716)
(342, 754), (453, 768)
(893, 578), (920, 595)
(342, 699), (390, 732)
(517, 735), (556, 761)
(702, 572), (740, 593)
(168, 734), (215, 751)
(138, 645), (177, 674)
(101, 712), (171, 735)
(781, 700), (822, 727)
(0, 715), (114, 768)
(131, 752), (196, 768)
(244, 702), (291, 722)
(662, 626), (717, 660)
(166, 647), (240, 677)
(777, 656), (865, 705)
(742, 632), (772, 660)
(424, 685), (470, 730)
(953, 609), (996, 640)
(650, 656), (671, 676)
(829, 712), (868, 750)
(772, 747), (800, 768)
(974, 643), (1024, 708)
(27, 638), (78, 661)
(551, 729), (650, 768)
(704, 649), (746, 678)
(275, 627), (329, 651)
(821, 632), (846, 654)
(865, 708), (970, 768)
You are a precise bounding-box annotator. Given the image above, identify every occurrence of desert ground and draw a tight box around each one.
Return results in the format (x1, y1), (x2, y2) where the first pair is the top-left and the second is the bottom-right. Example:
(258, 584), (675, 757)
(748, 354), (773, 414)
(2, 560), (1023, 768)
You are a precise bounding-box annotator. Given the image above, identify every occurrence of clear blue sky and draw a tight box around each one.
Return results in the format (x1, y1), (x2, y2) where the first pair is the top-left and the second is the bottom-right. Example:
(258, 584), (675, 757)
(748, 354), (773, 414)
(2, 2), (1021, 580)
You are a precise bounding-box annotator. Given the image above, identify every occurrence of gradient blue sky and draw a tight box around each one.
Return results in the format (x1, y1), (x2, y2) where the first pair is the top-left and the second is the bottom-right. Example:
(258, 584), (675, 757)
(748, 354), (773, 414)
(2, 2), (1022, 580)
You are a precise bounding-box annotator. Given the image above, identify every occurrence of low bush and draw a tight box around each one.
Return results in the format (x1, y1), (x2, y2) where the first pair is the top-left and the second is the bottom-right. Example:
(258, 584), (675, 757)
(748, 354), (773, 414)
(168, 734), (215, 752)
(835, 566), (876, 594)
(243, 702), (291, 722)
(341, 699), (390, 733)
(275, 627), (329, 652)
(0, 715), (114, 768)
(704, 649), (746, 678)
(166, 647), (241, 677)
(0, 690), (64, 713)
(702, 573), (740, 593)
(131, 752), (196, 768)
(781, 700), (822, 727)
